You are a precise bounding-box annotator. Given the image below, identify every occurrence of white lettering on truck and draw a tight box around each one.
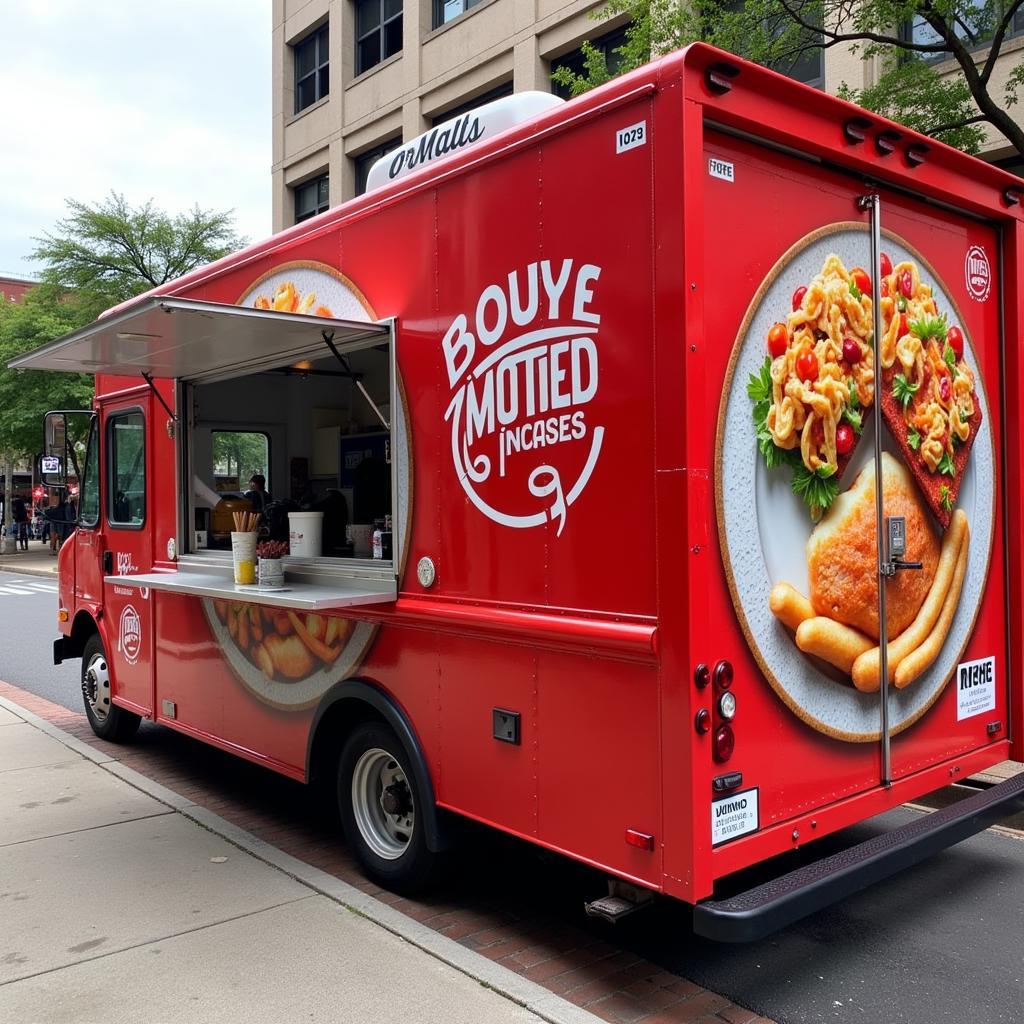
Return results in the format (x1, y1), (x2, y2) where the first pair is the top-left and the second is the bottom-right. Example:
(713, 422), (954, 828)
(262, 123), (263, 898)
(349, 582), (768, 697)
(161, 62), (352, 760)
(442, 259), (605, 535)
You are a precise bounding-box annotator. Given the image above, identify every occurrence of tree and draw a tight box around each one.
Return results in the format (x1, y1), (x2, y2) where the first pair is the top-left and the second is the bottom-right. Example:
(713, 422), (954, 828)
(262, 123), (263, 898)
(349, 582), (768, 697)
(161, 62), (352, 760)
(0, 286), (95, 522)
(552, 0), (1024, 160)
(0, 194), (246, 523)
(33, 191), (247, 312)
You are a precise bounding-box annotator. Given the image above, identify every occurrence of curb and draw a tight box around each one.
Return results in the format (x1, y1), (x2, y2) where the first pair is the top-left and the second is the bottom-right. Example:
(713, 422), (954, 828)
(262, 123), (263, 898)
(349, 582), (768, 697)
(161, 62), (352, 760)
(0, 693), (603, 1024)
(0, 560), (58, 580)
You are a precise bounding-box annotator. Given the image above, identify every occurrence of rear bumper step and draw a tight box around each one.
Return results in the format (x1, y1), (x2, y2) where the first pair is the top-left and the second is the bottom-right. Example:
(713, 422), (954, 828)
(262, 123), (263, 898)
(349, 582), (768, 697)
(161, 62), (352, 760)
(694, 771), (1024, 943)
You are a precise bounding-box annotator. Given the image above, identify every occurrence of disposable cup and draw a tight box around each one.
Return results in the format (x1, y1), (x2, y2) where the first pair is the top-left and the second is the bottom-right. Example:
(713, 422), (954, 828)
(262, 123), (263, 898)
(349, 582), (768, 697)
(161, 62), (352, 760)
(231, 531), (257, 585)
(258, 557), (285, 589)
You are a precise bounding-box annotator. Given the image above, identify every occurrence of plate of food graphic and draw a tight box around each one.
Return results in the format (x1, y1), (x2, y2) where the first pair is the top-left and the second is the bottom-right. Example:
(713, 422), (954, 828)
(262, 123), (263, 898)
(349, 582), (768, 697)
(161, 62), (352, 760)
(238, 262), (375, 322)
(716, 223), (995, 742)
(201, 600), (378, 710)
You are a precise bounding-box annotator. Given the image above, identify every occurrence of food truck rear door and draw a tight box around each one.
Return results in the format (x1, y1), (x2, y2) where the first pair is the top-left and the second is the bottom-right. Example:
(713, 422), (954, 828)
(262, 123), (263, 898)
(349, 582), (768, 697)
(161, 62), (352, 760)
(703, 125), (1008, 820)
(867, 185), (1007, 782)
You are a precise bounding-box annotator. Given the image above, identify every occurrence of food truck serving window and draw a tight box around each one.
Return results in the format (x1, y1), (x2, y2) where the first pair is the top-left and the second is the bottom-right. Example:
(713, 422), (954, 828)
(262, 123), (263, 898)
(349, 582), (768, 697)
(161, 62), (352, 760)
(184, 322), (404, 588)
(107, 410), (146, 528)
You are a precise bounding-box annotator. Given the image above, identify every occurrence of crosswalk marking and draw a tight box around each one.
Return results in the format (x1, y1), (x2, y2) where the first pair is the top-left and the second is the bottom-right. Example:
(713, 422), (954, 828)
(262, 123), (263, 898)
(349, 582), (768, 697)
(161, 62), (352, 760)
(0, 580), (59, 597)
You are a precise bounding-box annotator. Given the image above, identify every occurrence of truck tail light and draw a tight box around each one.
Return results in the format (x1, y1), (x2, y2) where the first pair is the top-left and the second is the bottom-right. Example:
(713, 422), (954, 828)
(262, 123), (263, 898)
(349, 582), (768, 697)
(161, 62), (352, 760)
(713, 724), (735, 763)
(624, 829), (655, 851)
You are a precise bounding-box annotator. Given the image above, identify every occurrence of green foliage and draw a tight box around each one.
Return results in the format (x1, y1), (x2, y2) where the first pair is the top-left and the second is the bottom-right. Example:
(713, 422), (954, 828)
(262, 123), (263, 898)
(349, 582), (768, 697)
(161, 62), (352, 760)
(0, 286), (94, 461)
(552, 0), (1024, 160)
(0, 193), (245, 466)
(838, 58), (987, 154)
(33, 191), (246, 309)
(212, 431), (269, 489)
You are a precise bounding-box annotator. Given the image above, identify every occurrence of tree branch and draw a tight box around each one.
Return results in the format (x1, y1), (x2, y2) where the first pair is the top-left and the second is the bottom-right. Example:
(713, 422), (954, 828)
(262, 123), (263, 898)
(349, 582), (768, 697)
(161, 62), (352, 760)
(981, 0), (1023, 84)
(775, 0), (951, 54)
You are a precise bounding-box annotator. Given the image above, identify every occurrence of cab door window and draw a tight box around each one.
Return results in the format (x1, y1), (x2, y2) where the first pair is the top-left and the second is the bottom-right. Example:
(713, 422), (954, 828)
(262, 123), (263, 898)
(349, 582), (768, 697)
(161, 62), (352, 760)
(107, 410), (146, 527)
(78, 417), (100, 527)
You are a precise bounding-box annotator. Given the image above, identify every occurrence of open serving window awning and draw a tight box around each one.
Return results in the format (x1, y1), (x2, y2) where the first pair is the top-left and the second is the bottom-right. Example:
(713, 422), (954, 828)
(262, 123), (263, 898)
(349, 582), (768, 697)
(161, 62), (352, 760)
(8, 296), (388, 379)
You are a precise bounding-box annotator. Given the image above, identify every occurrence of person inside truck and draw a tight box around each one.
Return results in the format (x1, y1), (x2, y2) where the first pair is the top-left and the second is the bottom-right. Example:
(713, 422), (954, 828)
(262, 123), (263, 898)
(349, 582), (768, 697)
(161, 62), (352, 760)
(243, 474), (270, 513)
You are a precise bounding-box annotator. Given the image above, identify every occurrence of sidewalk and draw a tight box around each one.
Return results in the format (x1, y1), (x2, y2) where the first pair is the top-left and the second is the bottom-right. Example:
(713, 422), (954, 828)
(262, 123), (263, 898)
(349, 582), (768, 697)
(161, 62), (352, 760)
(0, 542), (58, 579)
(0, 695), (601, 1024)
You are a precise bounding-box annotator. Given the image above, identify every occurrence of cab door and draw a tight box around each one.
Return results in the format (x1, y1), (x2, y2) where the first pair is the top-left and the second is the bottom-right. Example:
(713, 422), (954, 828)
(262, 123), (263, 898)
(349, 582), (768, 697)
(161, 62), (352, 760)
(100, 398), (155, 718)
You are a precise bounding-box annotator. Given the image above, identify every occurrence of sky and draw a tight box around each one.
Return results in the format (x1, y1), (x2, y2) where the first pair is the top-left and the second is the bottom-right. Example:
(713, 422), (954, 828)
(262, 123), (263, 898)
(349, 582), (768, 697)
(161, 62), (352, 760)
(0, 1), (272, 280)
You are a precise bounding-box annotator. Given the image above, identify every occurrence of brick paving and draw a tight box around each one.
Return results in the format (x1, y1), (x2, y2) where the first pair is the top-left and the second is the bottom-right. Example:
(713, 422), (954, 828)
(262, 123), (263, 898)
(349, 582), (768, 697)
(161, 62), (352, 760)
(0, 678), (773, 1024)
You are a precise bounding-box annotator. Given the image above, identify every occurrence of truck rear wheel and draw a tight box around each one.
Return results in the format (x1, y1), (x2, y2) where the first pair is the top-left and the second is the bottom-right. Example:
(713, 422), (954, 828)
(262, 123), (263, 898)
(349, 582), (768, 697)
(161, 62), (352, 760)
(81, 634), (140, 743)
(337, 721), (440, 893)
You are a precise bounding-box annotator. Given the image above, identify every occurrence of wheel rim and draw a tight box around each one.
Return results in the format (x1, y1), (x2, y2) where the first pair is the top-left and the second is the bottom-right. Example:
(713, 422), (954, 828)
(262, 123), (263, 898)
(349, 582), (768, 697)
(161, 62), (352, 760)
(351, 747), (415, 861)
(82, 653), (111, 723)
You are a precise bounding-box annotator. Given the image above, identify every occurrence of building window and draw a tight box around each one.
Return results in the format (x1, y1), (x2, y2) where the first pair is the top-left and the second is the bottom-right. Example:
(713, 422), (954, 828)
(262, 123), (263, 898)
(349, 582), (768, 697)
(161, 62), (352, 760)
(355, 0), (402, 76)
(551, 26), (630, 100)
(431, 82), (513, 126)
(294, 175), (330, 223)
(354, 138), (402, 195)
(906, 1), (1024, 59)
(434, 0), (484, 29)
(294, 24), (329, 114)
(212, 431), (270, 494)
(711, 2), (822, 88)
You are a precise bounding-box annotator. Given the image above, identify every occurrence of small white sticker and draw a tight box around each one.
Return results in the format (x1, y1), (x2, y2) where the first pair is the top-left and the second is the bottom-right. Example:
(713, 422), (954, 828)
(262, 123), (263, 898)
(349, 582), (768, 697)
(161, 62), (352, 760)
(708, 157), (734, 183)
(616, 121), (647, 154)
(712, 787), (759, 846)
(956, 656), (996, 721)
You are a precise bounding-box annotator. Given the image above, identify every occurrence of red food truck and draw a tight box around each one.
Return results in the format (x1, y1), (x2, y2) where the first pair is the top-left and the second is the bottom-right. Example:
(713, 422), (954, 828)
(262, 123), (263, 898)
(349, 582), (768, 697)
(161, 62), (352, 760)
(14, 44), (1024, 941)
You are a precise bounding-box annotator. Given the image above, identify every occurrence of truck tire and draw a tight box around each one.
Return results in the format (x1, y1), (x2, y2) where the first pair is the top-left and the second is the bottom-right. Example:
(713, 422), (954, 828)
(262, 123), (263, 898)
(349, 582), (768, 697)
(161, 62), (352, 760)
(81, 634), (141, 743)
(337, 721), (440, 893)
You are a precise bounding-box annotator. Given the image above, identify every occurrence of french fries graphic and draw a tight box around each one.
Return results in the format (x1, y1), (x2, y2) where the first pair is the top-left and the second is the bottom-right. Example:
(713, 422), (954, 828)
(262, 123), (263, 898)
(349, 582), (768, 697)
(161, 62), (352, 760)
(212, 599), (354, 680)
(251, 281), (334, 318)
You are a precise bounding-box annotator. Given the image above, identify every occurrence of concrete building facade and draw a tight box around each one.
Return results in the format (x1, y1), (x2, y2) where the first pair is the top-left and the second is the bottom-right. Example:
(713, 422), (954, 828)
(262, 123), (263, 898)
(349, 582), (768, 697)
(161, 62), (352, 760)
(271, 0), (1023, 231)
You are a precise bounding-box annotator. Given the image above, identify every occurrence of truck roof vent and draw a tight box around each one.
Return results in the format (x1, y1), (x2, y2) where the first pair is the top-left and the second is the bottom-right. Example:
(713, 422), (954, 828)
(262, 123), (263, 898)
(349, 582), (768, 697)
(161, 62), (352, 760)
(905, 143), (930, 167)
(843, 117), (872, 145)
(875, 129), (902, 156)
(705, 62), (739, 95)
(364, 91), (565, 194)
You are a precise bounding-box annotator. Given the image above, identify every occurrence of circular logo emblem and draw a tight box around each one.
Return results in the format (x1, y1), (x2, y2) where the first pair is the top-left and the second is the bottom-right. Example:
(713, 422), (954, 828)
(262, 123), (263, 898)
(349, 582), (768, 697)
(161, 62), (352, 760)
(119, 604), (142, 665)
(965, 245), (991, 301)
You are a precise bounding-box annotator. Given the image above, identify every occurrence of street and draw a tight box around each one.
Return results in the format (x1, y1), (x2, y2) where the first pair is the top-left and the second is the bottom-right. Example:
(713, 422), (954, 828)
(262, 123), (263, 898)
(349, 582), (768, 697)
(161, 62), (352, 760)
(1, 568), (1021, 1024)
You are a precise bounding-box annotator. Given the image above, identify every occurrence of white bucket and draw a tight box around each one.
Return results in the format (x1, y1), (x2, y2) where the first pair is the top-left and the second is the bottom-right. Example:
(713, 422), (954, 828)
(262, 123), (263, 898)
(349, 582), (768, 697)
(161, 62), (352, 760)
(288, 511), (324, 557)
(346, 523), (374, 558)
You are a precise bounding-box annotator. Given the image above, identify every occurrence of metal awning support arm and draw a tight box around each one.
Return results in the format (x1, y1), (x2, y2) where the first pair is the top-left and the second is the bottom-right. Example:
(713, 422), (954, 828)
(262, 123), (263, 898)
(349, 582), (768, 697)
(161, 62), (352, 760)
(141, 371), (178, 425)
(322, 329), (390, 431)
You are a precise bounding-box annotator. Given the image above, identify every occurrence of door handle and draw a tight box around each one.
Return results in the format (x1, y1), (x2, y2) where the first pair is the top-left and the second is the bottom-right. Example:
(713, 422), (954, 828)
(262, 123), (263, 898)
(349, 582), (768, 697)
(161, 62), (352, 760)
(891, 559), (923, 571)
(882, 558), (923, 577)
(103, 550), (113, 574)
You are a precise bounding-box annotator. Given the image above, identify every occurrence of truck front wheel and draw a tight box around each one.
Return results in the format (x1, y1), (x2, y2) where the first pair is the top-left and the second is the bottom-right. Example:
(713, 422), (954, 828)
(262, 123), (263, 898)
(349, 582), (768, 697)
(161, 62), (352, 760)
(337, 722), (440, 893)
(81, 634), (140, 743)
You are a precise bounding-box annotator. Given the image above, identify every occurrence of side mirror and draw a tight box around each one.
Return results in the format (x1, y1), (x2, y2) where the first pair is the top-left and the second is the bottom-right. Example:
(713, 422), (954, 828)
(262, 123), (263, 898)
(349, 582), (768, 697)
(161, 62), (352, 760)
(41, 410), (93, 490)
